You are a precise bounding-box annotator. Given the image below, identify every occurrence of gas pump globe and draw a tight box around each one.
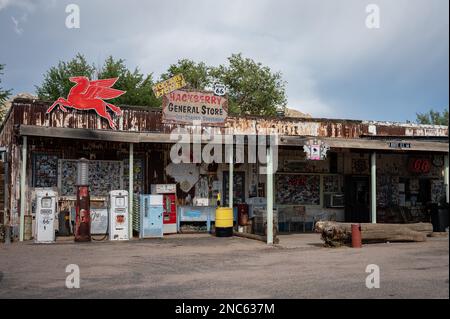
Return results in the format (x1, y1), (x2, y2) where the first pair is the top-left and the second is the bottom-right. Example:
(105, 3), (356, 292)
(74, 158), (91, 242)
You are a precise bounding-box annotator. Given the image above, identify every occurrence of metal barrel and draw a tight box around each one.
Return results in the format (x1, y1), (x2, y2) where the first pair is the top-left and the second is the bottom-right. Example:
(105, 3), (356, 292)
(215, 207), (233, 237)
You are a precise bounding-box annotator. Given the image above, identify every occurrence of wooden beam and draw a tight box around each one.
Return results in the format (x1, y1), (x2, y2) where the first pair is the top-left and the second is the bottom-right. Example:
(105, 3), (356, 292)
(19, 125), (449, 152)
(279, 136), (449, 152)
(20, 125), (140, 143)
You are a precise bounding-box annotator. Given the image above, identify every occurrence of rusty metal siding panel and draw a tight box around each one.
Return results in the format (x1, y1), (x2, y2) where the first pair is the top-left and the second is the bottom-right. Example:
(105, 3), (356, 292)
(0, 107), (15, 148)
(5, 99), (449, 138)
(376, 125), (406, 136)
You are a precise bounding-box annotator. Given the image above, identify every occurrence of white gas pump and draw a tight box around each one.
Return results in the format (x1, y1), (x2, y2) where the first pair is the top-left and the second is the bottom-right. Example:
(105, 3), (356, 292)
(109, 190), (129, 241)
(35, 189), (57, 243)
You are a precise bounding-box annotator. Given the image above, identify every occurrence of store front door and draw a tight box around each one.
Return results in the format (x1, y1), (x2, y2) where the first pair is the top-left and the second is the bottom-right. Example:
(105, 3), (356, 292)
(344, 176), (370, 222)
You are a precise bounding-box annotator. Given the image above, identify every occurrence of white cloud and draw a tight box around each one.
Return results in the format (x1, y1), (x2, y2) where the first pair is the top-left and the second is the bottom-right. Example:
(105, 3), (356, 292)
(0, 0), (11, 11)
(11, 13), (26, 35)
(11, 16), (22, 35)
(0, 0), (56, 12)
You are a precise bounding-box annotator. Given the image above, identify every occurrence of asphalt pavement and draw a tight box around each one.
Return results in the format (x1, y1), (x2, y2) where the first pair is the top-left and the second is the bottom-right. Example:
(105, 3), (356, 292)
(0, 233), (448, 298)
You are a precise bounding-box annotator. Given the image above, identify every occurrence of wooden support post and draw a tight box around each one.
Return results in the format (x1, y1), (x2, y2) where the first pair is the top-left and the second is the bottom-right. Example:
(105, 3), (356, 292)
(129, 143), (134, 239)
(371, 152), (377, 224)
(19, 136), (27, 241)
(445, 154), (449, 204)
(229, 143), (233, 208)
(266, 144), (274, 245)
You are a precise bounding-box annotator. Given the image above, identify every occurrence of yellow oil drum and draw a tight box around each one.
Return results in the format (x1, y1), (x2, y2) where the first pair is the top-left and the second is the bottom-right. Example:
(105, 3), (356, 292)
(215, 207), (233, 237)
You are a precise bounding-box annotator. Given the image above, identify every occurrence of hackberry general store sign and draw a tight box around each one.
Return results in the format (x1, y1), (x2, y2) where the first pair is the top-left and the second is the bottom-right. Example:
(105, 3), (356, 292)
(162, 90), (228, 125)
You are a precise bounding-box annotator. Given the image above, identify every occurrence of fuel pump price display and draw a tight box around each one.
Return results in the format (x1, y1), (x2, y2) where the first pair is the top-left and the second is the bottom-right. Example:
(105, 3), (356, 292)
(175, 303), (275, 317)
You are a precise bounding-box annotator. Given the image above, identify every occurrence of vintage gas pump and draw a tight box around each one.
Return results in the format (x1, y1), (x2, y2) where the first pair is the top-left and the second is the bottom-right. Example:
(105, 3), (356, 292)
(109, 190), (129, 240)
(152, 184), (177, 234)
(35, 189), (57, 243)
(74, 158), (91, 242)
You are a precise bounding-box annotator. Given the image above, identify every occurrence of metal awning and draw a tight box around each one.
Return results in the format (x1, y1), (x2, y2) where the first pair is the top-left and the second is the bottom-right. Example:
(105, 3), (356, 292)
(19, 125), (449, 152)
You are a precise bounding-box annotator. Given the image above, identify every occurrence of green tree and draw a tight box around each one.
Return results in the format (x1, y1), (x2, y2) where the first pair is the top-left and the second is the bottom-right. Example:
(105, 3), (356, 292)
(36, 54), (159, 107)
(97, 56), (160, 107)
(36, 53), (95, 101)
(0, 64), (12, 122)
(416, 108), (449, 125)
(211, 53), (287, 116)
(160, 59), (211, 90)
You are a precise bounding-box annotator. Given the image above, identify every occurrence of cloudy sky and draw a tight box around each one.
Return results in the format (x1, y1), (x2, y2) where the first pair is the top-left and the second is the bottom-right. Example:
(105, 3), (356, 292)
(0, 0), (448, 121)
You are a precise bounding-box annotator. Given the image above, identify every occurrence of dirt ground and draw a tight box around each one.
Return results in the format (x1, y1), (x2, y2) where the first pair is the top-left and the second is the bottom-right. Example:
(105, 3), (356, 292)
(0, 233), (448, 299)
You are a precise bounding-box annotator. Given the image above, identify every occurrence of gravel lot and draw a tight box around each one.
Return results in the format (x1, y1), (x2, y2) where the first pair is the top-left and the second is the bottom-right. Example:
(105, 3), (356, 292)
(0, 233), (448, 299)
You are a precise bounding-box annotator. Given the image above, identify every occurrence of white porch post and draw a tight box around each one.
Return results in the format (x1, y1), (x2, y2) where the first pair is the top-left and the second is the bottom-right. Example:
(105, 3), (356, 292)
(19, 136), (27, 241)
(371, 152), (377, 224)
(129, 143), (134, 239)
(229, 144), (233, 208)
(266, 144), (274, 245)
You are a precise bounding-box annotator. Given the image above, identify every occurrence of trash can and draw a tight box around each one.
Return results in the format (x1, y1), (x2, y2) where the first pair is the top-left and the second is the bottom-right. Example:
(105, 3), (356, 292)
(431, 203), (449, 232)
(215, 207), (233, 237)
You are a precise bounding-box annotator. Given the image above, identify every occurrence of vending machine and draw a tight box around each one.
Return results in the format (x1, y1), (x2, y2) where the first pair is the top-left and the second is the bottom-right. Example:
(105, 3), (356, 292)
(109, 190), (129, 241)
(139, 194), (163, 238)
(35, 189), (57, 243)
(152, 184), (177, 234)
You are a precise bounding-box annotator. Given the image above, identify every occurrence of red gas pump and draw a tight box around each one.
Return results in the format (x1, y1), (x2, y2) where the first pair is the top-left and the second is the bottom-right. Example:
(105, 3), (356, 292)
(74, 158), (91, 242)
(153, 184), (177, 234)
(163, 193), (177, 234)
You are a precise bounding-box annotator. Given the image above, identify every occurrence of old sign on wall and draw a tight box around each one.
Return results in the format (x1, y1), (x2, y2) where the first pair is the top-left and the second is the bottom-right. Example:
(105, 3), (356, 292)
(46, 77), (126, 129)
(162, 90), (228, 125)
(152, 74), (186, 98)
(303, 139), (330, 160)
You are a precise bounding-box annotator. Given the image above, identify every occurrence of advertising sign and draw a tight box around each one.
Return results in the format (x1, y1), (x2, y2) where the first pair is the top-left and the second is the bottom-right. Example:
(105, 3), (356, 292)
(155, 184), (177, 194)
(213, 83), (226, 96)
(408, 158), (431, 174)
(303, 139), (330, 160)
(152, 74), (186, 98)
(46, 77), (125, 129)
(162, 90), (228, 125)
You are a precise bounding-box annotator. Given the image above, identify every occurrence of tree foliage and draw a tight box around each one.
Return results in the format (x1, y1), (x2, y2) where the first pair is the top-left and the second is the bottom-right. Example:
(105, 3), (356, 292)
(160, 59), (211, 90)
(0, 64), (11, 104)
(97, 56), (160, 107)
(0, 64), (12, 122)
(211, 53), (287, 116)
(36, 53), (95, 101)
(416, 108), (449, 125)
(36, 54), (159, 107)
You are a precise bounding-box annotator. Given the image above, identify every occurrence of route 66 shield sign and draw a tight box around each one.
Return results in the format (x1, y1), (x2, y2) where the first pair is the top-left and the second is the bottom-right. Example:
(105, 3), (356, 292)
(213, 83), (226, 96)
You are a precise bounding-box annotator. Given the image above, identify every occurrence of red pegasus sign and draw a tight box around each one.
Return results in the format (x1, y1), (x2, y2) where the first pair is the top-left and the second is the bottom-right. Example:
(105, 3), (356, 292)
(46, 76), (126, 129)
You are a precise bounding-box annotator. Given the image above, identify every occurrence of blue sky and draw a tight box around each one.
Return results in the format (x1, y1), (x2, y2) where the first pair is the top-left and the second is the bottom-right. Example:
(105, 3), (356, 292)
(0, 0), (448, 122)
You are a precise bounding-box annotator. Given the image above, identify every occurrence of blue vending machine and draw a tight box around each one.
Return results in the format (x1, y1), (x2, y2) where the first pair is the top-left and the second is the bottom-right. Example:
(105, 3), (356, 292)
(139, 194), (164, 238)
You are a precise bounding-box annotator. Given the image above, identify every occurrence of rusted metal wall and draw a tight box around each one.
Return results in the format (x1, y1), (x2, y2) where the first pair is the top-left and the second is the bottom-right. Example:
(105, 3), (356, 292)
(362, 121), (449, 137)
(5, 99), (448, 139)
(0, 105), (18, 228)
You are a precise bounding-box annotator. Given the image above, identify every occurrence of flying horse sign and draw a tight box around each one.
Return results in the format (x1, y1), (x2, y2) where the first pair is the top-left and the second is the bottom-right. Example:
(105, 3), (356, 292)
(46, 76), (126, 129)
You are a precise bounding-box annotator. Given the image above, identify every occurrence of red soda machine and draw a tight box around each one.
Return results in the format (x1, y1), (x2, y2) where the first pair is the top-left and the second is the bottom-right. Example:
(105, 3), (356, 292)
(152, 184), (177, 234)
(74, 158), (91, 242)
